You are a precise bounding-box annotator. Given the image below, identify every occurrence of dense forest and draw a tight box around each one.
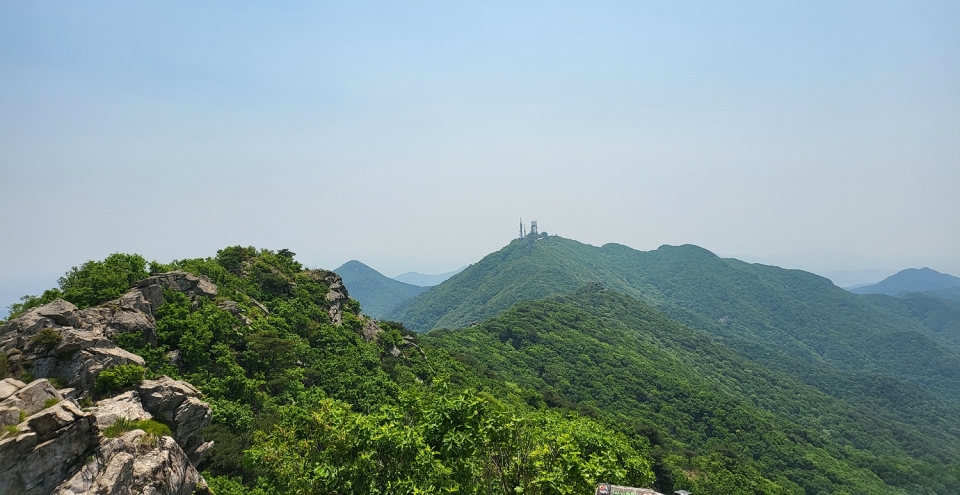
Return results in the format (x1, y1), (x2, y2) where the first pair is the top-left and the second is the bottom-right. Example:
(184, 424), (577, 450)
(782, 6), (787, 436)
(4, 243), (960, 493)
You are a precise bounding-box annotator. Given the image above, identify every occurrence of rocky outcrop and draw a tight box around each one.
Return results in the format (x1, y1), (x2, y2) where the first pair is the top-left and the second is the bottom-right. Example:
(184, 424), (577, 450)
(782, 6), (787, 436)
(0, 400), (96, 495)
(137, 377), (212, 464)
(135, 271), (217, 302)
(55, 430), (210, 495)
(0, 299), (146, 394)
(0, 271), (218, 494)
(304, 269), (349, 325)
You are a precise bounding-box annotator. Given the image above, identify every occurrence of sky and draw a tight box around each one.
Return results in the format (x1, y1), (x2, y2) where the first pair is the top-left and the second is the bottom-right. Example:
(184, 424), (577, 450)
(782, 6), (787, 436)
(1, 1), (959, 313)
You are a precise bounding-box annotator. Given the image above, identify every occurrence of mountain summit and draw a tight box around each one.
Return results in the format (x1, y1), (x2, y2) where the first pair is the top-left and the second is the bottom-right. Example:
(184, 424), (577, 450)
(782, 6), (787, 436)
(850, 267), (960, 298)
(334, 260), (427, 318)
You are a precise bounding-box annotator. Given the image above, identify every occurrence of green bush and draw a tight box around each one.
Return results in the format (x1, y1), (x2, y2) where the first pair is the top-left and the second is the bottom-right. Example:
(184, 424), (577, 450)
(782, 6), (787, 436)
(43, 397), (60, 409)
(59, 253), (149, 309)
(95, 364), (145, 394)
(0, 353), (8, 379)
(31, 327), (62, 350)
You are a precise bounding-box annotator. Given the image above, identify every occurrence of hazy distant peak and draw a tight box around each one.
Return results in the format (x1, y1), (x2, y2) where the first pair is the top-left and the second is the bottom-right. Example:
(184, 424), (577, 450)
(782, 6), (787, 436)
(850, 267), (960, 297)
(393, 266), (467, 287)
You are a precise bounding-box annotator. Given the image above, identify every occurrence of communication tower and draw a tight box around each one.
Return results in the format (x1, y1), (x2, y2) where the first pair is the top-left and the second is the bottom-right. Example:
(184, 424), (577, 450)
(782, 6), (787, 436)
(530, 220), (538, 237)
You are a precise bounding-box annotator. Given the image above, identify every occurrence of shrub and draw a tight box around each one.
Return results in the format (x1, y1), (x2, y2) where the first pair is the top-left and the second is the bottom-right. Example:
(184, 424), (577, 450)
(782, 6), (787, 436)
(31, 327), (62, 350)
(43, 397), (60, 409)
(0, 353), (8, 379)
(95, 364), (146, 394)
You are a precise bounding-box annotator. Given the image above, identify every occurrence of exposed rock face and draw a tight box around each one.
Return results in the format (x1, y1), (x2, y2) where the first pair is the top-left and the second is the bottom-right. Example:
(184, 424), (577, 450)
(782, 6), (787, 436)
(0, 271), (218, 494)
(55, 430), (210, 495)
(305, 269), (349, 325)
(360, 317), (382, 342)
(92, 391), (152, 428)
(0, 299), (146, 394)
(135, 271), (217, 301)
(137, 377), (212, 464)
(0, 400), (97, 495)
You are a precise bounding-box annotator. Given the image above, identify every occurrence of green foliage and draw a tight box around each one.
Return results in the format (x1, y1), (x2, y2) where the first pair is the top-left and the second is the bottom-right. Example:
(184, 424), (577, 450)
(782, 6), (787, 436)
(0, 353), (8, 379)
(43, 397), (59, 409)
(3, 425), (18, 437)
(95, 364), (146, 394)
(58, 253), (150, 309)
(7, 253), (150, 318)
(247, 387), (653, 494)
(103, 418), (172, 439)
(424, 287), (959, 494)
(31, 327), (62, 350)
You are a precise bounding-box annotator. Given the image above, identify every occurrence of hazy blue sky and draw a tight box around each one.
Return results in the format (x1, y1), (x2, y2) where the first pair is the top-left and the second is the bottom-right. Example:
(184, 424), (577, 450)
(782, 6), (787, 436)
(2, 1), (958, 312)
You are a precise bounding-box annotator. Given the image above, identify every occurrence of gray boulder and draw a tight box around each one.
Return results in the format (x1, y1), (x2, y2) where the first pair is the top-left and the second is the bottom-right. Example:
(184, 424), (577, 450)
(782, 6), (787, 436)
(93, 391), (152, 429)
(0, 400), (96, 495)
(135, 271), (217, 300)
(54, 429), (210, 495)
(0, 378), (62, 417)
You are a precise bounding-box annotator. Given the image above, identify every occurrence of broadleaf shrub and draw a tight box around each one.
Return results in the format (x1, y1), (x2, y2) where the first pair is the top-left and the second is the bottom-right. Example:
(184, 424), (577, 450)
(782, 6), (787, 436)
(95, 364), (146, 394)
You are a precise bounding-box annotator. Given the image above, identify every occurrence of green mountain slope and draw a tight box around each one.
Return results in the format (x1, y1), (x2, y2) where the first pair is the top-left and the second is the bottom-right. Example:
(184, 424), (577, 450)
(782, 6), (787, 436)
(334, 260), (427, 318)
(865, 292), (960, 346)
(424, 286), (960, 493)
(851, 267), (960, 297)
(391, 237), (960, 471)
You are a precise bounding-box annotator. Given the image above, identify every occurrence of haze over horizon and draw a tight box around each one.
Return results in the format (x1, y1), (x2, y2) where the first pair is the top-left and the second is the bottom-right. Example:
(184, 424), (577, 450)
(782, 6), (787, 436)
(2, 2), (958, 313)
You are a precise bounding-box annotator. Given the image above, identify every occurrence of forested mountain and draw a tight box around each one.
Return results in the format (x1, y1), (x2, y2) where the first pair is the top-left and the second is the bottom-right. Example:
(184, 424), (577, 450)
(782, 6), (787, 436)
(425, 285), (960, 493)
(334, 259), (427, 318)
(851, 267), (960, 297)
(391, 236), (960, 490)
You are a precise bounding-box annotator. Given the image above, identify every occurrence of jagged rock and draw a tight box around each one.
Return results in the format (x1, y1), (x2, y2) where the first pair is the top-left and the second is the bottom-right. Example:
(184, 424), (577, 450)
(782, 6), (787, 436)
(136, 271), (217, 300)
(1, 299), (146, 395)
(0, 273), (219, 494)
(172, 397), (211, 452)
(59, 388), (80, 401)
(0, 378), (26, 400)
(53, 346), (145, 393)
(93, 391), (152, 428)
(26, 400), (83, 438)
(305, 269), (348, 325)
(0, 400), (96, 495)
(74, 290), (157, 340)
(35, 301), (82, 328)
(0, 406), (20, 428)
(55, 429), (210, 495)
(361, 317), (382, 342)
(0, 378), (63, 416)
(138, 377), (201, 418)
(0, 301), (78, 356)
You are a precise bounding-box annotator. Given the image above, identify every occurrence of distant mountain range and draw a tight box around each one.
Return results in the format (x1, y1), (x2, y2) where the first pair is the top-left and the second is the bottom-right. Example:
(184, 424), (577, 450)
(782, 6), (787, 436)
(850, 267), (960, 302)
(333, 260), (427, 319)
(393, 266), (466, 287)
